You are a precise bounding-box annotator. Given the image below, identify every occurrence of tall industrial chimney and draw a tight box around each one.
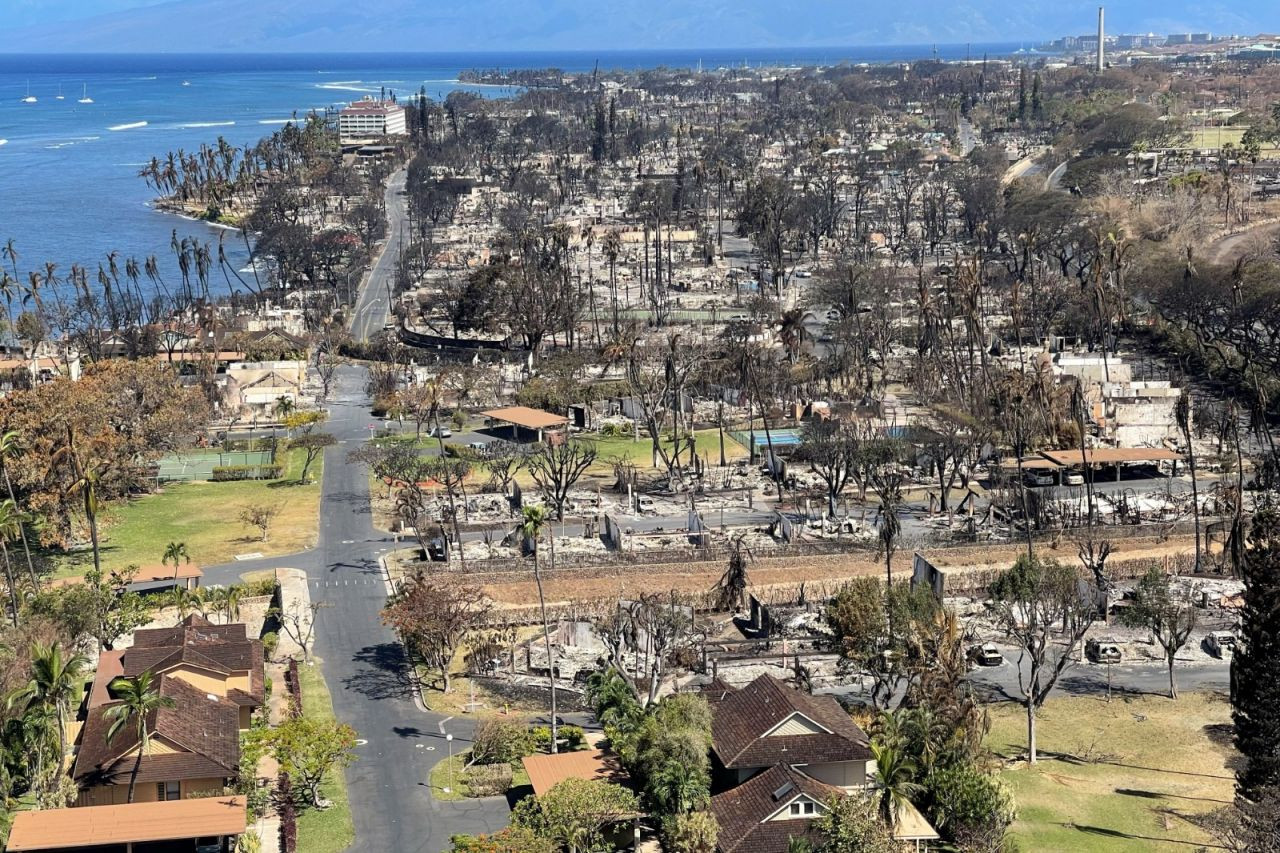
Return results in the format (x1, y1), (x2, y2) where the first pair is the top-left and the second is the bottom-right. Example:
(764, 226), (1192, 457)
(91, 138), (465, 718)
(1097, 6), (1105, 71)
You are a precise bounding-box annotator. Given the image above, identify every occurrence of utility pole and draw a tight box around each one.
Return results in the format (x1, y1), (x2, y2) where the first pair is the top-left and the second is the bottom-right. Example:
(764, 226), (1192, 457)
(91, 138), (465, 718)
(1097, 7), (1106, 72)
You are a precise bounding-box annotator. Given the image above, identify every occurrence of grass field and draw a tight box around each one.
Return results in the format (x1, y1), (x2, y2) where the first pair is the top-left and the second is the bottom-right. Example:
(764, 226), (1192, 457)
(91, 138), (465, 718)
(428, 750), (532, 802)
(987, 692), (1236, 852)
(295, 659), (356, 853)
(53, 447), (324, 579)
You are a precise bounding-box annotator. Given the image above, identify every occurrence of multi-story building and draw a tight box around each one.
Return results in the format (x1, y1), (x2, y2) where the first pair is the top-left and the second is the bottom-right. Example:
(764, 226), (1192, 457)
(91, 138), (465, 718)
(338, 97), (408, 143)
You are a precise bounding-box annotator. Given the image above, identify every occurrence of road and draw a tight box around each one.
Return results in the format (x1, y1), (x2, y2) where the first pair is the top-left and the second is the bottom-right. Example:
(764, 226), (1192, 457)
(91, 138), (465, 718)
(207, 366), (510, 853)
(351, 168), (409, 343)
(956, 117), (979, 156)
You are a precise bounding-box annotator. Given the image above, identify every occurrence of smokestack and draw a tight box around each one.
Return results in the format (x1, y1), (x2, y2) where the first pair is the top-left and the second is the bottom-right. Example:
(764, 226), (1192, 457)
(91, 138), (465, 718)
(1097, 6), (1105, 71)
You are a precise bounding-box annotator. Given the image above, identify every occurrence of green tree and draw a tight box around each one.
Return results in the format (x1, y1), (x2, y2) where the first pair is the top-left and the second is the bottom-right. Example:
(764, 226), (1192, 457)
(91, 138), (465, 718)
(814, 793), (896, 853)
(511, 777), (640, 853)
(7, 641), (89, 773)
(26, 566), (151, 650)
(104, 672), (176, 803)
(0, 430), (38, 590)
(1118, 567), (1198, 699)
(292, 432), (335, 483)
(268, 714), (358, 809)
(924, 764), (1016, 851)
(0, 499), (27, 626)
(450, 827), (555, 853)
(161, 540), (190, 582)
(990, 555), (1097, 763)
(869, 742), (922, 829)
(662, 810), (717, 853)
(521, 504), (559, 753)
(1233, 506), (1280, 803)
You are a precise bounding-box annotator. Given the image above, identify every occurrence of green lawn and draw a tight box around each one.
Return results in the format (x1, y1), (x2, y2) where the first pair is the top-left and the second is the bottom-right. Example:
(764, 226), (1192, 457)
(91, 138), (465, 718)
(575, 428), (748, 470)
(51, 447), (324, 579)
(428, 749), (531, 802)
(986, 692), (1235, 852)
(295, 659), (355, 853)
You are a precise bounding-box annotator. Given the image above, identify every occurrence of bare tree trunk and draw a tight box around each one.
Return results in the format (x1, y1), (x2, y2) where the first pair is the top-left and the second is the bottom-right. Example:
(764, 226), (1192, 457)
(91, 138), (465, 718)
(532, 544), (559, 753)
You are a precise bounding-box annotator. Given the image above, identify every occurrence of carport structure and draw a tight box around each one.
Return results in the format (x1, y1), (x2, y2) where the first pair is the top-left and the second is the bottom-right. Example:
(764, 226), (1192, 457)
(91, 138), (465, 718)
(481, 405), (568, 443)
(6, 795), (246, 852)
(1002, 447), (1181, 482)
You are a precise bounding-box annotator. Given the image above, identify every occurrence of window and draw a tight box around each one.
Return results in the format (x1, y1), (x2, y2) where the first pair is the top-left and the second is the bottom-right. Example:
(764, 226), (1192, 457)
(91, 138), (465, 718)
(158, 781), (180, 801)
(790, 803), (801, 816)
(803, 801), (815, 815)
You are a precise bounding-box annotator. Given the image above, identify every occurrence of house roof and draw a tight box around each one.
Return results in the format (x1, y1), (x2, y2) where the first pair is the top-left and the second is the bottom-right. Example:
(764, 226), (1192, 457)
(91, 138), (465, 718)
(481, 405), (569, 430)
(710, 764), (839, 853)
(87, 650), (125, 709)
(522, 748), (630, 796)
(132, 614), (247, 648)
(73, 675), (240, 784)
(6, 795), (246, 851)
(711, 675), (872, 769)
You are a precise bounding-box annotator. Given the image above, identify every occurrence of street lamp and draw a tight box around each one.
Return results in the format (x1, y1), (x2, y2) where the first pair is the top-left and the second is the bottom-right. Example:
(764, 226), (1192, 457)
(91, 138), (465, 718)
(443, 733), (454, 793)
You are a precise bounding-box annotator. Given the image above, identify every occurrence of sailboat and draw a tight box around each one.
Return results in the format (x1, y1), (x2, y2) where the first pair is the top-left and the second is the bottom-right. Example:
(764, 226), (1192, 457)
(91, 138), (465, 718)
(21, 82), (36, 103)
(78, 84), (93, 104)
(55, 84), (65, 100)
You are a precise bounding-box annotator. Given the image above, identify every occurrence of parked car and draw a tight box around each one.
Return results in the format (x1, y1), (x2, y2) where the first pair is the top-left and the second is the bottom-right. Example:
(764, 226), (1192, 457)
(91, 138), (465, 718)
(1205, 630), (1237, 658)
(1062, 470), (1085, 486)
(427, 426), (452, 438)
(967, 643), (1004, 667)
(1024, 470), (1056, 487)
(466, 440), (490, 456)
(1086, 639), (1123, 664)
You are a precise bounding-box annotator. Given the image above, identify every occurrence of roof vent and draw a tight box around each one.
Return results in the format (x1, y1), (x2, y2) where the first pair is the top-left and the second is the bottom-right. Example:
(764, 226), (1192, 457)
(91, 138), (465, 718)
(771, 781), (794, 801)
(207, 693), (218, 701)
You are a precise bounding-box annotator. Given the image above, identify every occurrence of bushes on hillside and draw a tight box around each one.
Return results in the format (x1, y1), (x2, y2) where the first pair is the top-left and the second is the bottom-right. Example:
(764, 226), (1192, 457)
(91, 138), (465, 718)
(211, 464), (284, 481)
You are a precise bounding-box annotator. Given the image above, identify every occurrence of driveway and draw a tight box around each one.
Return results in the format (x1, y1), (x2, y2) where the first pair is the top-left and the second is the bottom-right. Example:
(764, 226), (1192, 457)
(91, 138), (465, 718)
(207, 365), (511, 852)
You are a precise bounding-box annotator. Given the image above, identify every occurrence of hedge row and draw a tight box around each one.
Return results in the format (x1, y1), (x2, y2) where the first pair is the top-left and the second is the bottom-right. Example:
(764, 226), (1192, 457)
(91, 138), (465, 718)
(211, 464), (285, 481)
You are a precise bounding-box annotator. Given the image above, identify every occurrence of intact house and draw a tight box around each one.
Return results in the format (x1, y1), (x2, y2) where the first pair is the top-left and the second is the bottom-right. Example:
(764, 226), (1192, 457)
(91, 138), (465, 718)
(709, 674), (874, 790)
(706, 675), (939, 851)
(72, 615), (263, 807)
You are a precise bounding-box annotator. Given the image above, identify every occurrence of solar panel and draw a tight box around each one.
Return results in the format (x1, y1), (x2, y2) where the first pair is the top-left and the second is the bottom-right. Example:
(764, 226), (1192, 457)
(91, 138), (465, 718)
(771, 781), (794, 801)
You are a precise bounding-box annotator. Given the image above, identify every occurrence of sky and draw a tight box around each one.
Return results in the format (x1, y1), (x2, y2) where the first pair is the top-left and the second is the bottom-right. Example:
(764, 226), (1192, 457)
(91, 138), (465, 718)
(2, 0), (1274, 52)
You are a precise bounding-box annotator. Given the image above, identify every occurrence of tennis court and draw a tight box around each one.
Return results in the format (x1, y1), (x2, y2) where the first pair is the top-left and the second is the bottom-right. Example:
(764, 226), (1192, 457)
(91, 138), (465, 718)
(155, 450), (275, 481)
(729, 428), (804, 452)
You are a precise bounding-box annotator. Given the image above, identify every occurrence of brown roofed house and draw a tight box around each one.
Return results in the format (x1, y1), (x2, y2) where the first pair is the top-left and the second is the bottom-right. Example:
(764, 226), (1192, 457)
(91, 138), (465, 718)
(710, 763), (840, 853)
(711, 675), (874, 791)
(73, 674), (241, 807)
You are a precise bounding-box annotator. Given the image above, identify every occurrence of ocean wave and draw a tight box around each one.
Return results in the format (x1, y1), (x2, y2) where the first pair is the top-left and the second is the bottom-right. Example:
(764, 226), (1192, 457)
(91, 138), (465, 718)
(178, 121), (236, 128)
(258, 119), (294, 125)
(44, 136), (101, 149)
(315, 83), (379, 93)
(108, 121), (148, 131)
(0, 139), (7, 147)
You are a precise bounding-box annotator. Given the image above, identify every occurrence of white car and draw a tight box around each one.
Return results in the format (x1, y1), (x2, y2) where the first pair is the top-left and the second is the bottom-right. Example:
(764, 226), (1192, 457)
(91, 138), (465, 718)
(1024, 471), (1055, 487)
(1062, 470), (1085, 486)
(427, 426), (452, 439)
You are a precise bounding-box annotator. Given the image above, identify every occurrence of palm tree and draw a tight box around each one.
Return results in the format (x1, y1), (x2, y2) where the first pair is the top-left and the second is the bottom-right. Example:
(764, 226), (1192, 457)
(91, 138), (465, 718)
(55, 426), (107, 576)
(104, 672), (176, 803)
(0, 431), (37, 590)
(520, 504), (559, 754)
(8, 641), (89, 768)
(870, 742), (923, 829)
(161, 541), (190, 584)
(652, 759), (709, 814)
(0, 499), (29, 626)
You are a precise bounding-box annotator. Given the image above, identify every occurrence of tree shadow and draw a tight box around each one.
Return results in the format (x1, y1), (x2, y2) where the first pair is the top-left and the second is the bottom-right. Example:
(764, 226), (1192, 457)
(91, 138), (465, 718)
(1066, 823), (1226, 848)
(1115, 788), (1233, 805)
(392, 725), (428, 739)
(342, 642), (413, 701)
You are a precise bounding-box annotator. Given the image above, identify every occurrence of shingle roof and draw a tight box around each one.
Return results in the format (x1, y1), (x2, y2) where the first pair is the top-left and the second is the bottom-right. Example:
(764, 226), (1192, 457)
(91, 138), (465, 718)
(73, 675), (240, 785)
(7, 795), (246, 851)
(711, 675), (872, 769)
(710, 764), (839, 853)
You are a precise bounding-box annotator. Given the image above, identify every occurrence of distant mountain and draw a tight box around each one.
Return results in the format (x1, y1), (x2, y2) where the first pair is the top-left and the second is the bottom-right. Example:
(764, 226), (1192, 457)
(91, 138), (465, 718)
(4, 0), (1272, 53)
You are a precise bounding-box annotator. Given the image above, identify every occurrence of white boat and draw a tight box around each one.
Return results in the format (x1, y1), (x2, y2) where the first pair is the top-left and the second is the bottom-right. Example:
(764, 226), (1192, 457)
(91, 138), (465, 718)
(78, 84), (93, 104)
(181, 80), (191, 87)
(55, 84), (65, 100)
(21, 81), (36, 103)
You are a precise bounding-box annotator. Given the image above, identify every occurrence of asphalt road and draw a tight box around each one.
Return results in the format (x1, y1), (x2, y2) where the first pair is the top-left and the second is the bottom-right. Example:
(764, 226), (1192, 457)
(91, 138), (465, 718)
(350, 168), (408, 343)
(207, 365), (511, 853)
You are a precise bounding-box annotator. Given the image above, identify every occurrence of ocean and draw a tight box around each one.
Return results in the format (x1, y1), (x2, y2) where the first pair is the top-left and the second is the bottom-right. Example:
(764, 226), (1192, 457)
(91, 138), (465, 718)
(0, 47), (1023, 298)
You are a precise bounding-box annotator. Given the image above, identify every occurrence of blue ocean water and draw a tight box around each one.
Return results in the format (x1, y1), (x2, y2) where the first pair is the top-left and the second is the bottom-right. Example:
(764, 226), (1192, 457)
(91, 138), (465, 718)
(0, 47), (1021, 297)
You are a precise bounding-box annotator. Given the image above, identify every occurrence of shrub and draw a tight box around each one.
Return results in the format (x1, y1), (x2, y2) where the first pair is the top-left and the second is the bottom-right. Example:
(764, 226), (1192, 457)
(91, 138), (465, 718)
(924, 764), (1016, 849)
(471, 718), (535, 766)
(450, 827), (555, 853)
(530, 725), (552, 752)
(211, 464), (284, 481)
(559, 725), (585, 750)
(262, 632), (279, 659)
(242, 577), (279, 598)
(661, 810), (718, 853)
(464, 762), (514, 796)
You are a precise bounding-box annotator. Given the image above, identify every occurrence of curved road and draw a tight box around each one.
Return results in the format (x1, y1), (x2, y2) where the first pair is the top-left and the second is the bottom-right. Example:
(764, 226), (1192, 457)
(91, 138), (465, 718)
(351, 168), (408, 343)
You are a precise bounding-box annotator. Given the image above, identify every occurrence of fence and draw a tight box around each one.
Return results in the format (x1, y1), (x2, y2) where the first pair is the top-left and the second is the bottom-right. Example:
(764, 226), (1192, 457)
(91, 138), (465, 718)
(155, 449), (277, 482)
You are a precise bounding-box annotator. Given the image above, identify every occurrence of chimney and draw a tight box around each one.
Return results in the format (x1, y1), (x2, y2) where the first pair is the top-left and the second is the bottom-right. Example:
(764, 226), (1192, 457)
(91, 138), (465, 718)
(1097, 6), (1105, 72)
